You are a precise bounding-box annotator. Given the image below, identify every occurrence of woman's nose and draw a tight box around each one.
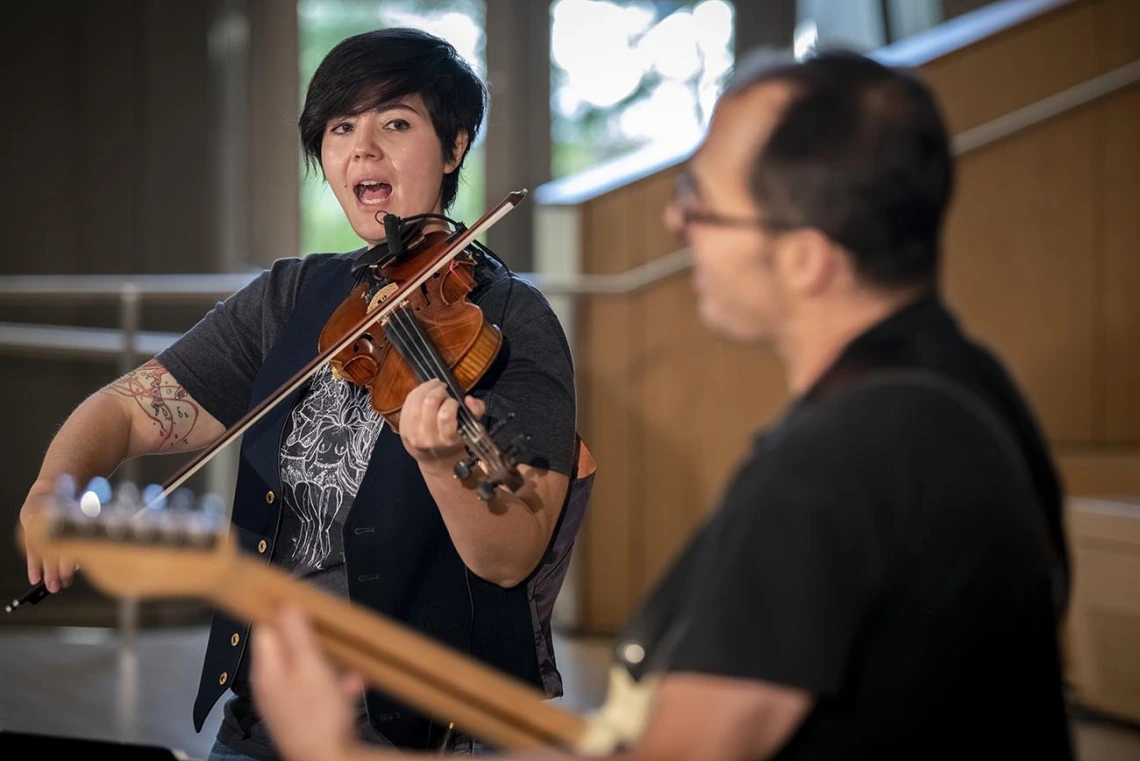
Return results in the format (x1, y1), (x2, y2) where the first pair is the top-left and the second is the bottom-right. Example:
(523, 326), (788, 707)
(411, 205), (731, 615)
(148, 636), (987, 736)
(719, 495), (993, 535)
(352, 125), (383, 160)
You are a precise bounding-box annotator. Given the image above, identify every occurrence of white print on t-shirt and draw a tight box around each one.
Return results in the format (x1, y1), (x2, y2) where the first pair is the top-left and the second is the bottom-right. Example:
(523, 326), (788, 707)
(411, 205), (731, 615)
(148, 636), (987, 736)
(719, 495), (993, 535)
(279, 365), (384, 570)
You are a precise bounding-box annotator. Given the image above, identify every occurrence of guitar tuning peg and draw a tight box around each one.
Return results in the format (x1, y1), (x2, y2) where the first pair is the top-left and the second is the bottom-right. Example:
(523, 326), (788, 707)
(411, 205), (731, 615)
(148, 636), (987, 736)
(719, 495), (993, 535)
(198, 493), (226, 517)
(84, 476), (113, 506)
(185, 493), (226, 547)
(169, 488), (194, 513)
(78, 488), (103, 519)
(53, 473), (78, 500)
(101, 491), (131, 542)
(142, 484), (167, 511)
(114, 480), (140, 510)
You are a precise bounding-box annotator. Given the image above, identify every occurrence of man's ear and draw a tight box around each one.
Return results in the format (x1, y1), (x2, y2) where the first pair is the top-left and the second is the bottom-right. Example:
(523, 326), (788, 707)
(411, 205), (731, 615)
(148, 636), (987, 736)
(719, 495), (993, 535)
(446, 130), (471, 174)
(781, 229), (838, 297)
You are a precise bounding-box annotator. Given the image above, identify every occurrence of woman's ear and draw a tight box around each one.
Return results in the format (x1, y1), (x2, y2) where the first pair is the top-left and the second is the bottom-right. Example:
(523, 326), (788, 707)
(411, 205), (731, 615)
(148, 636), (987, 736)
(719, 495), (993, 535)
(445, 130), (471, 174)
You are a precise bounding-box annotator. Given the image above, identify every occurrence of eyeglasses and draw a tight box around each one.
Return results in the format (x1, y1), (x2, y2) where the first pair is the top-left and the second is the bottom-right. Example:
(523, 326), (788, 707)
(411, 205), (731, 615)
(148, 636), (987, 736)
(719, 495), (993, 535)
(672, 172), (796, 232)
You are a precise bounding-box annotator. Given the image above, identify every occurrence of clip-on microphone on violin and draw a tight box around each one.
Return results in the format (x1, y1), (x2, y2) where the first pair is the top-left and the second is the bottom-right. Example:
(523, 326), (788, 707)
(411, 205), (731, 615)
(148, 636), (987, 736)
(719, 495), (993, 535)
(383, 213), (405, 260)
(351, 212), (436, 277)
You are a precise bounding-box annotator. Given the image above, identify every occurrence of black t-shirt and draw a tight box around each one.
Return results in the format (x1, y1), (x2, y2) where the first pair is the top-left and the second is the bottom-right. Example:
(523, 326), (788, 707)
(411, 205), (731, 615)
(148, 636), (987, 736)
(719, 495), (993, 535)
(620, 295), (1073, 760)
(156, 247), (577, 760)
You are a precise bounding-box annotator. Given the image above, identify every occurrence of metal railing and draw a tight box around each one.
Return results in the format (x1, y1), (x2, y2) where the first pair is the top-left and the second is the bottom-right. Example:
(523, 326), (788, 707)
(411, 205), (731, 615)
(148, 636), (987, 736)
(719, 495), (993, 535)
(0, 247), (697, 365)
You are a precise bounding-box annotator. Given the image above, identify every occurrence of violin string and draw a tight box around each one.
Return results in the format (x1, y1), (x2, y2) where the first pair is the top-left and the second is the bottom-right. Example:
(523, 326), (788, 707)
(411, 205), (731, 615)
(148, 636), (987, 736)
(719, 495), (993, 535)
(386, 309), (498, 470)
(384, 305), (499, 466)
(387, 307), (491, 455)
(385, 305), (470, 423)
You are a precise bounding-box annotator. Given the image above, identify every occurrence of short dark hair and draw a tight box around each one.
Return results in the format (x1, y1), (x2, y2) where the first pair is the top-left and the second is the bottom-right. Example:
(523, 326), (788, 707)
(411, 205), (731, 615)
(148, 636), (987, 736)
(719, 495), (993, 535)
(299, 27), (486, 211)
(724, 48), (954, 289)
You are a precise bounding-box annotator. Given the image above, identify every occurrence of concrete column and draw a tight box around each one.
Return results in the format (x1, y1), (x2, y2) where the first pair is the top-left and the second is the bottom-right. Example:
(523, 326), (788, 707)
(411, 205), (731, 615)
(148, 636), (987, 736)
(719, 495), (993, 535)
(247, 0), (301, 265)
(734, 0), (798, 54)
(484, 0), (552, 271)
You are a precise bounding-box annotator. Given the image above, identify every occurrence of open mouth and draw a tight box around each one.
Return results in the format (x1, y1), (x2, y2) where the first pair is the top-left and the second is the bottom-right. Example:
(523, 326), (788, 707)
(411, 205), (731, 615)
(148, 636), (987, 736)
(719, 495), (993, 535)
(354, 181), (392, 205)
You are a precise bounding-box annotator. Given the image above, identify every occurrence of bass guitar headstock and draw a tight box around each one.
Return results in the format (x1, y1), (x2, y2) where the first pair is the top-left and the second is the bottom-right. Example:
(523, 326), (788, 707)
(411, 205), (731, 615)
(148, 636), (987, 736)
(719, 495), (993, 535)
(19, 478), (235, 601)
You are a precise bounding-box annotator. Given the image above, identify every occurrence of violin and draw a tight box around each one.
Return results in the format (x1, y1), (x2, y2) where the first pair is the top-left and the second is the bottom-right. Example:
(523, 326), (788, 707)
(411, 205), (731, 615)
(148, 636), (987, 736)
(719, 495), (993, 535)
(317, 207), (530, 499)
(7, 191), (530, 614)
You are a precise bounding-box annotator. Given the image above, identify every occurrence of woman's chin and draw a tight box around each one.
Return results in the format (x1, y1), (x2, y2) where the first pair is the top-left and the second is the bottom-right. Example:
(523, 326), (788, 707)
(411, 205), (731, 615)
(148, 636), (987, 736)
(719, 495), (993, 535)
(347, 216), (390, 247)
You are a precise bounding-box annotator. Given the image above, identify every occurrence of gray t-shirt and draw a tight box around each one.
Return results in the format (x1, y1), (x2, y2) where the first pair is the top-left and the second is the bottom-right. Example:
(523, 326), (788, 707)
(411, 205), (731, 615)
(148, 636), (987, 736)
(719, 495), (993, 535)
(156, 249), (577, 760)
(277, 362), (383, 587)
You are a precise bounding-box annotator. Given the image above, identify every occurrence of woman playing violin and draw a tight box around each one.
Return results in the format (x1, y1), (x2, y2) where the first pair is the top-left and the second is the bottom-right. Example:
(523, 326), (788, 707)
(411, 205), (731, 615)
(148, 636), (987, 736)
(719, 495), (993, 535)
(18, 27), (587, 761)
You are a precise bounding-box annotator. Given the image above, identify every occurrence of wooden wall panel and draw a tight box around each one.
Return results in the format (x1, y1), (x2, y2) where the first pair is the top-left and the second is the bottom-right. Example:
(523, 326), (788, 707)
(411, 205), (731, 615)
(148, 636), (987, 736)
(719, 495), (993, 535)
(578, 188), (640, 633)
(940, 107), (1099, 444)
(1094, 0), (1140, 72)
(921, 0), (1102, 135)
(1100, 86), (1140, 441)
(638, 282), (707, 599)
(634, 170), (685, 602)
(1058, 449), (1140, 498)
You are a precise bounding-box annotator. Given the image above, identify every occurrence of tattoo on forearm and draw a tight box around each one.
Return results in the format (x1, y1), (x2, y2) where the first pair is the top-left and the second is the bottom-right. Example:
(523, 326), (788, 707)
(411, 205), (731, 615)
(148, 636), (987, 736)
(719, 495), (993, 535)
(105, 359), (201, 450)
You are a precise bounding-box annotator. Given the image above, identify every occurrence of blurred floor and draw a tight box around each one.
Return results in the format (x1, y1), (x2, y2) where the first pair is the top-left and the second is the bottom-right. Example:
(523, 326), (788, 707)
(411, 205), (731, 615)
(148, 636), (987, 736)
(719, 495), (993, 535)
(0, 625), (1137, 760)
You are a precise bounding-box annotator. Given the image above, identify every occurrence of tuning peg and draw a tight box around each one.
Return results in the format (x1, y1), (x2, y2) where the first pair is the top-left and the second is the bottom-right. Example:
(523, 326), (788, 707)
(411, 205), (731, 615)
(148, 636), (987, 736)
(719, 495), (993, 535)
(169, 488), (195, 513)
(114, 480), (141, 511)
(53, 473), (78, 500)
(45, 475), (78, 533)
(453, 452), (480, 481)
(78, 489), (103, 519)
(100, 491), (131, 541)
(505, 433), (531, 466)
(488, 412), (515, 439)
(475, 479), (499, 502)
(198, 492), (226, 517)
(183, 493), (225, 548)
(84, 476), (113, 505)
(141, 484), (167, 511)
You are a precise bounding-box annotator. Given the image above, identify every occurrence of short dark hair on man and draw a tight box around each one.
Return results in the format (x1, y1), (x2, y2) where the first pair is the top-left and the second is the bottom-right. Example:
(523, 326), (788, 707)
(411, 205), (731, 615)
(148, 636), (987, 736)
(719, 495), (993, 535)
(299, 27), (486, 212)
(725, 48), (954, 289)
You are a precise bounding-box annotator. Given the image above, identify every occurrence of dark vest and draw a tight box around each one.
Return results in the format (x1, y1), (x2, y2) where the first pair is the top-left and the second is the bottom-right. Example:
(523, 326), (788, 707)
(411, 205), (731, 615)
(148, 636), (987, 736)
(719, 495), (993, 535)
(191, 253), (595, 750)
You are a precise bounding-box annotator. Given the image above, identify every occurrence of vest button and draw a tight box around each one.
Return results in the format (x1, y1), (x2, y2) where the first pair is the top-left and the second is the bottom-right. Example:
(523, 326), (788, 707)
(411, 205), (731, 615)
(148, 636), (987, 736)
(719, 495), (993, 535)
(231, 633), (240, 647)
(257, 540), (268, 554)
(266, 490), (275, 504)
(218, 671), (228, 686)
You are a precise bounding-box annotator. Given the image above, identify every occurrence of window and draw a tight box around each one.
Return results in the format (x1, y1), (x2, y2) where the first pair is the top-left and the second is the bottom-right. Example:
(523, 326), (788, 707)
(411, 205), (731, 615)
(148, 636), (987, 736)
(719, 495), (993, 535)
(550, 0), (734, 179)
(298, 0), (486, 254)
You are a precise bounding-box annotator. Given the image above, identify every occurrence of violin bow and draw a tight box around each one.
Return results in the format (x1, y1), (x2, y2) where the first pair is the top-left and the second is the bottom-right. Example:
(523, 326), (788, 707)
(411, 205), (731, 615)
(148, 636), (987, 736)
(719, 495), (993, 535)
(7, 190), (527, 614)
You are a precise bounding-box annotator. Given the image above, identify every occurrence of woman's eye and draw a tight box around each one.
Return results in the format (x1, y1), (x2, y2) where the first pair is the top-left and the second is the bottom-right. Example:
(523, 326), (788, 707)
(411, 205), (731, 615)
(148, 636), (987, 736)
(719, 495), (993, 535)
(330, 122), (353, 135)
(387, 119), (410, 131)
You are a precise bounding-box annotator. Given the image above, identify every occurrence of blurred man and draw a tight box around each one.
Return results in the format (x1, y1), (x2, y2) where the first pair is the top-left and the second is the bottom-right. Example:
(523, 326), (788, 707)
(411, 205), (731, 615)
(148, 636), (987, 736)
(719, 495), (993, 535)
(249, 49), (1074, 761)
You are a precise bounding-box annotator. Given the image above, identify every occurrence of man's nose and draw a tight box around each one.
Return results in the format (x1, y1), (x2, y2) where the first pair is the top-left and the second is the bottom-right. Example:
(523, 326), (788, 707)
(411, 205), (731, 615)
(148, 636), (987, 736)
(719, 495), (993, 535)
(662, 198), (685, 238)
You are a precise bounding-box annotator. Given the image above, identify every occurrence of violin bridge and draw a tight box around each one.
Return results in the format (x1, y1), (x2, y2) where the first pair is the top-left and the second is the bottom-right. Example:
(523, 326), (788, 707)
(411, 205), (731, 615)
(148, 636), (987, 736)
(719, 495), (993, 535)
(367, 282), (400, 312)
